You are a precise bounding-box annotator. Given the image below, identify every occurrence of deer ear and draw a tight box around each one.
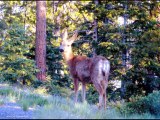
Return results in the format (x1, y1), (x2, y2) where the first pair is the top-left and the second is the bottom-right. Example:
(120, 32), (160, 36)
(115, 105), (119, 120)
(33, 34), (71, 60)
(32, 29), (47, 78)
(62, 28), (68, 40)
(69, 30), (78, 43)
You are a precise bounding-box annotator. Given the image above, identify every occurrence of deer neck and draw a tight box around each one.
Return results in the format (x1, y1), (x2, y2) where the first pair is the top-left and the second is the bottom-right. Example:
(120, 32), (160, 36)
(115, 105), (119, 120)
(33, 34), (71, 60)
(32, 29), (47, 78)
(63, 48), (74, 65)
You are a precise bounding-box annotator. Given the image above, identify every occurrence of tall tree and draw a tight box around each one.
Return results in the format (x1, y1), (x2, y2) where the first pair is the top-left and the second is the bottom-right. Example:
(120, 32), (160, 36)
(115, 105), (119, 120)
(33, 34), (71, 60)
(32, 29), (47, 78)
(35, 1), (46, 81)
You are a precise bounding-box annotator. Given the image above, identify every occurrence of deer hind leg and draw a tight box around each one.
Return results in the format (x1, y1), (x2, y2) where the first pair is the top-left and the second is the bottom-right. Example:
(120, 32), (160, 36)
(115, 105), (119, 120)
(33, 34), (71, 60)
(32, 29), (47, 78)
(103, 91), (107, 109)
(82, 83), (86, 103)
(103, 84), (108, 109)
(101, 80), (108, 109)
(99, 93), (103, 109)
(74, 79), (79, 103)
(93, 82), (104, 109)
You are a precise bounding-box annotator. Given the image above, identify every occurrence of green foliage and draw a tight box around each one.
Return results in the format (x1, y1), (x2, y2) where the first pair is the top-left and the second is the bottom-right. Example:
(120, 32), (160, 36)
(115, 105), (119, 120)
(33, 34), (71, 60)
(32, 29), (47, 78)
(0, 22), (37, 85)
(0, 20), (8, 30)
(123, 24), (160, 99)
(86, 85), (99, 104)
(121, 91), (160, 116)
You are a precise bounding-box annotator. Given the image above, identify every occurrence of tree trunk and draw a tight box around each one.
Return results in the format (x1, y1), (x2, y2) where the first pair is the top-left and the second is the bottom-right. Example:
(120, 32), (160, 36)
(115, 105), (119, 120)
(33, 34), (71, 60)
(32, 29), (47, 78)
(52, 1), (61, 37)
(35, 1), (46, 81)
(121, 2), (128, 99)
(92, 0), (98, 57)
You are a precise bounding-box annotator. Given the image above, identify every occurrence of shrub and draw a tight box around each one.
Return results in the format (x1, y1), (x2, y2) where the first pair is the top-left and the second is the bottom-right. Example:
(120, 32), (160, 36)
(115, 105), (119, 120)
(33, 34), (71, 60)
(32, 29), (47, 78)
(120, 91), (160, 116)
(86, 85), (99, 104)
(0, 22), (37, 85)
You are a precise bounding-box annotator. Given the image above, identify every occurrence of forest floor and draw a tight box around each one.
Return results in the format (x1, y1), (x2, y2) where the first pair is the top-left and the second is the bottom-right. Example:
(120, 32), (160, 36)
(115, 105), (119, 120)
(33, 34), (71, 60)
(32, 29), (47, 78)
(0, 83), (157, 119)
(0, 83), (35, 119)
(0, 82), (119, 119)
(0, 102), (34, 119)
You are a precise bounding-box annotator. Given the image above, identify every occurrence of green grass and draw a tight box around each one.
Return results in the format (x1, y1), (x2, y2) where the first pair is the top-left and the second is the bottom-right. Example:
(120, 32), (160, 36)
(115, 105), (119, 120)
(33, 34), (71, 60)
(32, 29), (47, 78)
(17, 94), (48, 111)
(0, 98), (5, 106)
(0, 82), (159, 119)
(0, 83), (49, 111)
(33, 96), (156, 119)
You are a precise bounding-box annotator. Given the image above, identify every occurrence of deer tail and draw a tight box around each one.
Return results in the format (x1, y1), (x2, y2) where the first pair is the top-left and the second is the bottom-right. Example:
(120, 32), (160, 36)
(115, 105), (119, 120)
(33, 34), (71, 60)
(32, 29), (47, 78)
(102, 60), (110, 81)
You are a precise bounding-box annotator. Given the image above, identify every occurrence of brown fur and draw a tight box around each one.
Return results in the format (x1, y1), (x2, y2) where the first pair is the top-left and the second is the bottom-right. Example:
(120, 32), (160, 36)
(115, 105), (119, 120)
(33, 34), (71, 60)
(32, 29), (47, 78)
(68, 56), (92, 83)
(59, 29), (110, 109)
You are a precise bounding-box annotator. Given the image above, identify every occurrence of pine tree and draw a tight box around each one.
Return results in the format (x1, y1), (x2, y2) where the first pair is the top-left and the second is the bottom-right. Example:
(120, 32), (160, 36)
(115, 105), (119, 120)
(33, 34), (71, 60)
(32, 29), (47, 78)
(35, 1), (47, 81)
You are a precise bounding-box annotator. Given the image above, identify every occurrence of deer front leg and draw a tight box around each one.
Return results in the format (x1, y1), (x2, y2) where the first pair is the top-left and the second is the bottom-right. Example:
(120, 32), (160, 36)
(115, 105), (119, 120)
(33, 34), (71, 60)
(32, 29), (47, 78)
(74, 78), (79, 103)
(82, 82), (86, 103)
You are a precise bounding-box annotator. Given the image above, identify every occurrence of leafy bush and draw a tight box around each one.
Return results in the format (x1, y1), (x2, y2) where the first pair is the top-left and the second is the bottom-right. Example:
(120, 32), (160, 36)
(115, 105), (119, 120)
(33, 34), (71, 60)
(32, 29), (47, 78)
(120, 91), (160, 116)
(86, 85), (99, 104)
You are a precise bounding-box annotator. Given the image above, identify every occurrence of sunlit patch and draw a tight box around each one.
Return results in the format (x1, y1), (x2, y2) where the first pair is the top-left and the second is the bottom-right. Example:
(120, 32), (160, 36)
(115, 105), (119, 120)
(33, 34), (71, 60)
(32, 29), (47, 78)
(117, 16), (134, 26)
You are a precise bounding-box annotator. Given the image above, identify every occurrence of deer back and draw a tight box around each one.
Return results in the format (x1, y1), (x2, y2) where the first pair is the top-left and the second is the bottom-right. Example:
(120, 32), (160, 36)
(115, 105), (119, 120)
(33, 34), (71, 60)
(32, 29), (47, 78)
(68, 55), (92, 83)
(68, 55), (110, 84)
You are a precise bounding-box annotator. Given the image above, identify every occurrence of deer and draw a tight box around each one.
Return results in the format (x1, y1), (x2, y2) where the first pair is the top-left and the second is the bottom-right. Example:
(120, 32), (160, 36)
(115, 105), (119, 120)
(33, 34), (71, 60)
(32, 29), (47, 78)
(59, 28), (110, 109)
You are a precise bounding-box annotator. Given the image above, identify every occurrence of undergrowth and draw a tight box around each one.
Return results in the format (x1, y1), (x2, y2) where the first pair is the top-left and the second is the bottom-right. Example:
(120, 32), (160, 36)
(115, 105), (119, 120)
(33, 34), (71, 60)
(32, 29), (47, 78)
(0, 83), (49, 111)
(33, 95), (157, 119)
(0, 82), (159, 119)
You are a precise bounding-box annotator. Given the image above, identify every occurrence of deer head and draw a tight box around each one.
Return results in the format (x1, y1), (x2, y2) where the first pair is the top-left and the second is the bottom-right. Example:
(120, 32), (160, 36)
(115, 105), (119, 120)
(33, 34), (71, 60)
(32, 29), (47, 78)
(59, 29), (78, 53)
